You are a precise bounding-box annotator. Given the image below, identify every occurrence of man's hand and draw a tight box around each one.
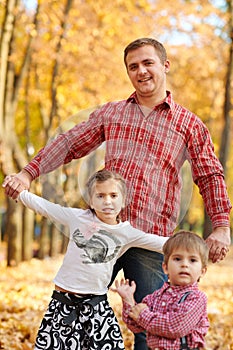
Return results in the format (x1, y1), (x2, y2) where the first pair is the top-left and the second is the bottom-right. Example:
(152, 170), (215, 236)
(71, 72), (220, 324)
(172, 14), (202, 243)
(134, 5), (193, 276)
(2, 170), (32, 200)
(205, 226), (231, 263)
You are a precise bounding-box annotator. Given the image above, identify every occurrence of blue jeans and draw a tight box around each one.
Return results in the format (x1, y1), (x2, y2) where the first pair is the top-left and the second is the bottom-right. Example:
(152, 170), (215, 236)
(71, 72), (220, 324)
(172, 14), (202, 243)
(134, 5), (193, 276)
(109, 248), (167, 350)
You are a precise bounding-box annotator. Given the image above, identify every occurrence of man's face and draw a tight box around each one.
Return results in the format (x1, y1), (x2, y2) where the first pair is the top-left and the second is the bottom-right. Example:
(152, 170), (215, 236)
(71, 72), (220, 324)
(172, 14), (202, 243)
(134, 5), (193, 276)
(125, 45), (170, 101)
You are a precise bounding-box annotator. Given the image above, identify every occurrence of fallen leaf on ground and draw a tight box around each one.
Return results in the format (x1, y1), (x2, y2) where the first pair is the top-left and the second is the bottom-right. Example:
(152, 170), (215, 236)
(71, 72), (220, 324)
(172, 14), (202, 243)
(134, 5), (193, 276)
(0, 245), (232, 349)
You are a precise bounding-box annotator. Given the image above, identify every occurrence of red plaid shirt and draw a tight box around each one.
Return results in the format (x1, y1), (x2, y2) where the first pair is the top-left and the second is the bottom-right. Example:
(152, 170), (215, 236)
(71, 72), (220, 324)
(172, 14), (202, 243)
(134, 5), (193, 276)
(24, 91), (231, 235)
(122, 282), (209, 350)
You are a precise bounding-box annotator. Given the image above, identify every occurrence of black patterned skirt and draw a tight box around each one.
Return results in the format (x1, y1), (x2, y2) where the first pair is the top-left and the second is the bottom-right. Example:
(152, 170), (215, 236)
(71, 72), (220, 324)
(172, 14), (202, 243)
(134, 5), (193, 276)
(34, 291), (125, 350)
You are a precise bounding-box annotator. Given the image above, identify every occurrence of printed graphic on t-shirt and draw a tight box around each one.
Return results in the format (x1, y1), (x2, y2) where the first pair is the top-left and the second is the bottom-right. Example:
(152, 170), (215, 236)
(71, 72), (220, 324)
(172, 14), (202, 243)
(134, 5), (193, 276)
(73, 228), (121, 263)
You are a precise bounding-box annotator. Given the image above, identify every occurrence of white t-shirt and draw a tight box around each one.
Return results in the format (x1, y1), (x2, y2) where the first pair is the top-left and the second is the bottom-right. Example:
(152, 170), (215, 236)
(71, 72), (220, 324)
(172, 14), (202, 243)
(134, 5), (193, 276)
(19, 190), (168, 295)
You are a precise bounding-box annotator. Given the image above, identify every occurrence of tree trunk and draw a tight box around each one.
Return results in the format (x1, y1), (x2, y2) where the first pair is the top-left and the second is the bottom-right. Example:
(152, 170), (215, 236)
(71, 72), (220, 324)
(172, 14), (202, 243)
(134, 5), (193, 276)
(219, 2), (233, 173)
(22, 207), (34, 261)
(6, 198), (23, 266)
(49, 223), (60, 257)
(0, 1), (39, 265)
(37, 217), (49, 259)
(61, 227), (69, 255)
(203, 209), (212, 240)
(203, 0), (233, 238)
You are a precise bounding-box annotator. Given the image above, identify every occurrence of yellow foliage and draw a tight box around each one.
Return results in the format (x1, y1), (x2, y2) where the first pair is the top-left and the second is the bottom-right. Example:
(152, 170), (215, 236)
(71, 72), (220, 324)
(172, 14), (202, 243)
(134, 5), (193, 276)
(1, 0), (233, 231)
(0, 245), (232, 349)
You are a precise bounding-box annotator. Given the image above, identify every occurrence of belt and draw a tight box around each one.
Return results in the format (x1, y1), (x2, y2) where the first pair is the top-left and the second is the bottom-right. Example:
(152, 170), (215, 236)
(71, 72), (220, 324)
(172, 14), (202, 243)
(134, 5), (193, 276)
(52, 290), (107, 325)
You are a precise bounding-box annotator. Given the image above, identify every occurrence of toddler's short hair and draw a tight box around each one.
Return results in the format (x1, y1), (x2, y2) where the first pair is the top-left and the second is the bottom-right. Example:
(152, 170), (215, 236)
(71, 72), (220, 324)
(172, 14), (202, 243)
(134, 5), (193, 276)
(163, 230), (209, 268)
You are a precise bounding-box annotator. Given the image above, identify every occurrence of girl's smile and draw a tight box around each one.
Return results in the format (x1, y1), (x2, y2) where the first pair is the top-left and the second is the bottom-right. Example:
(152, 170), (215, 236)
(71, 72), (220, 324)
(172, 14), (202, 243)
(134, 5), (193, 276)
(90, 179), (125, 225)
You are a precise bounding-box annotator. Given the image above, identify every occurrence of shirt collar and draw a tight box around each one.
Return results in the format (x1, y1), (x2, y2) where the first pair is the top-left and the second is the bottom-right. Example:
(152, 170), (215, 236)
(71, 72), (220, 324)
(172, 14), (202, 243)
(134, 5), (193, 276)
(126, 90), (174, 110)
(157, 281), (199, 296)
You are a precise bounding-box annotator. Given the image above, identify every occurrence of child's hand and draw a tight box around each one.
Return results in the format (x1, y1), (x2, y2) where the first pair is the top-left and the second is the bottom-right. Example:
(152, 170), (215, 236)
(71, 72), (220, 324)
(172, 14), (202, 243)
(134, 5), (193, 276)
(110, 278), (136, 306)
(129, 303), (148, 321)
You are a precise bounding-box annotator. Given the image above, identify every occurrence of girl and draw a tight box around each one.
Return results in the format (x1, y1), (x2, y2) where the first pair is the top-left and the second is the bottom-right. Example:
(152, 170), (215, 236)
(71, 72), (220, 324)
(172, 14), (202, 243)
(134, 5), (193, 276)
(18, 169), (168, 350)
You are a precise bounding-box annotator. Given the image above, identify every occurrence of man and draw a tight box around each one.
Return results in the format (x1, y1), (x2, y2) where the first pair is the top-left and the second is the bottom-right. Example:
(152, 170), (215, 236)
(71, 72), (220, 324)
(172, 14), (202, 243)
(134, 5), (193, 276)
(3, 38), (231, 350)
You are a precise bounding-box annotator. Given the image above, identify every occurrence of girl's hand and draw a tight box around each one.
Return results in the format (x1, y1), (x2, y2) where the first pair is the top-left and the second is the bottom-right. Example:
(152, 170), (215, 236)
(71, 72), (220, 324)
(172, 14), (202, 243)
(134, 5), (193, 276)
(110, 278), (136, 306)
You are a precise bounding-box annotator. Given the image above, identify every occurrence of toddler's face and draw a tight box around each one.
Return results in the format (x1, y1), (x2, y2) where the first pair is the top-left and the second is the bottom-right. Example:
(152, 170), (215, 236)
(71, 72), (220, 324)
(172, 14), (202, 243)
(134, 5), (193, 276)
(163, 248), (206, 286)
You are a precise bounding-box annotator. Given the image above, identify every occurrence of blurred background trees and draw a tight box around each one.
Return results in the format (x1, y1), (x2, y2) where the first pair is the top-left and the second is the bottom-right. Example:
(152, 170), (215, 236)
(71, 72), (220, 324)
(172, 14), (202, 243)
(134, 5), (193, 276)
(0, 0), (232, 265)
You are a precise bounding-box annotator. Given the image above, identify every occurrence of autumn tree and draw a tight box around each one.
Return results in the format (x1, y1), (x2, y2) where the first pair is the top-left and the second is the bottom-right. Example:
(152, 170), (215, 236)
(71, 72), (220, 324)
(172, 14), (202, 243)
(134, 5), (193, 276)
(0, 0), (163, 264)
(0, 0), (232, 264)
(219, 0), (233, 173)
(202, 0), (233, 237)
(0, 0), (38, 265)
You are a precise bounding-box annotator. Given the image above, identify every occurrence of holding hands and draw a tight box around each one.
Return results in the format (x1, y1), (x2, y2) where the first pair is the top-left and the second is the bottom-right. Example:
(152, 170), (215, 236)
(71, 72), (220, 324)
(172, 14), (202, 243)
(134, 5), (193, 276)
(2, 170), (32, 200)
(128, 303), (148, 321)
(205, 226), (230, 263)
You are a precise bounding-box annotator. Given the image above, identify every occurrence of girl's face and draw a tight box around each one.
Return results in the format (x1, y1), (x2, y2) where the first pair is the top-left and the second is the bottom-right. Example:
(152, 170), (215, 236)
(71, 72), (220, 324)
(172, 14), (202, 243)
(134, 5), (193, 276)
(162, 248), (207, 286)
(89, 179), (125, 225)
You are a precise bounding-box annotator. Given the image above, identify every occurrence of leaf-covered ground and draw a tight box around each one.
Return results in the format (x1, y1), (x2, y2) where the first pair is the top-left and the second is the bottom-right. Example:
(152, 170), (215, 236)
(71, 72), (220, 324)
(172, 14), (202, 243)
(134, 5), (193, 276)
(0, 245), (232, 350)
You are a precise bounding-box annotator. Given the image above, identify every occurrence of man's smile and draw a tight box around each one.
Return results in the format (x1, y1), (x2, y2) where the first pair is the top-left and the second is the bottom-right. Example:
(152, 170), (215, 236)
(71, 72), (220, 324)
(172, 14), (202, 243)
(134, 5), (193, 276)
(138, 77), (152, 82)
